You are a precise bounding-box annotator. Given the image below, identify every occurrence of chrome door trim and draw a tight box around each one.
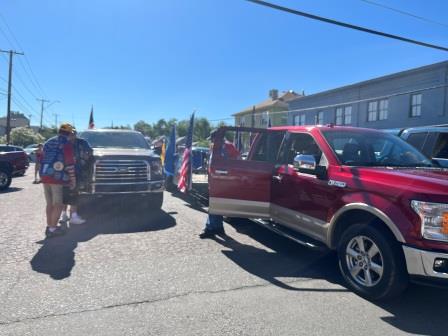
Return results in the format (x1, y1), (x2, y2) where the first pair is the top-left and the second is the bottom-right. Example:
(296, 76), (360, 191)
(209, 197), (270, 219)
(270, 203), (328, 243)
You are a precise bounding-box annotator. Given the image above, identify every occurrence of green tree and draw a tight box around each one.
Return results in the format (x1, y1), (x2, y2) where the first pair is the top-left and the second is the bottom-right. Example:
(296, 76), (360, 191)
(153, 119), (169, 137)
(10, 127), (45, 147)
(134, 120), (153, 137)
(38, 126), (57, 140)
(104, 125), (131, 130)
(194, 117), (211, 140)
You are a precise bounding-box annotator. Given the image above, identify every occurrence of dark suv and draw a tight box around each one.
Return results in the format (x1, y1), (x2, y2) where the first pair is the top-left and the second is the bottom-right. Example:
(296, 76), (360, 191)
(398, 125), (448, 167)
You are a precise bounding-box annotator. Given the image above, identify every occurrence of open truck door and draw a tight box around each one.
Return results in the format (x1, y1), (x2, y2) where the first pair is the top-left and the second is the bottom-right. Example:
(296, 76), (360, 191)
(208, 126), (285, 219)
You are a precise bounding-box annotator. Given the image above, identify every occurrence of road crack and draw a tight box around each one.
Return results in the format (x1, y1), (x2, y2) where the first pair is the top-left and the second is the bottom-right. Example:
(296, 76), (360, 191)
(0, 277), (331, 327)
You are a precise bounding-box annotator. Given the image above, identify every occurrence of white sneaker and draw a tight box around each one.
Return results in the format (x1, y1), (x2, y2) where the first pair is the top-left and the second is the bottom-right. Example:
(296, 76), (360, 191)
(69, 216), (86, 225)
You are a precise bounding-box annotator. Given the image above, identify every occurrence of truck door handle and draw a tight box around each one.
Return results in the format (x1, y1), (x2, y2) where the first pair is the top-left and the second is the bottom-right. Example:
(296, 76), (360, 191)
(272, 175), (283, 182)
(216, 170), (228, 175)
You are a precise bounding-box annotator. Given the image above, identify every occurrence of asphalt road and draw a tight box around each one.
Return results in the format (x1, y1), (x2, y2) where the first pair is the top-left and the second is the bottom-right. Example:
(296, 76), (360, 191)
(0, 167), (447, 336)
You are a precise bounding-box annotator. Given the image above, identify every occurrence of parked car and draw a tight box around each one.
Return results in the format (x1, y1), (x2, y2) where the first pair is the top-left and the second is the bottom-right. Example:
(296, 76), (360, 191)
(78, 129), (165, 211)
(0, 150), (29, 190)
(24, 143), (39, 162)
(209, 125), (448, 300)
(0, 145), (29, 176)
(398, 125), (448, 168)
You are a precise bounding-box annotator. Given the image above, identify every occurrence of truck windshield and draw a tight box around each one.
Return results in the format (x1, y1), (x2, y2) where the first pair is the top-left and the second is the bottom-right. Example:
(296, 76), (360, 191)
(322, 130), (433, 167)
(79, 131), (150, 149)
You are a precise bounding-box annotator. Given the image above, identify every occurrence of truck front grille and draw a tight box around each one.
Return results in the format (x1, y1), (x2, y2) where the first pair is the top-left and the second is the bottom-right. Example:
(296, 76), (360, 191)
(94, 160), (149, 183)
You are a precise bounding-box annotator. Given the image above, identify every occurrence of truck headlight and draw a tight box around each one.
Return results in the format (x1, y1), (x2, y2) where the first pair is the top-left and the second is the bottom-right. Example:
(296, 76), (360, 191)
(150, 160), (163, 178)
(411, 200), (448, 242)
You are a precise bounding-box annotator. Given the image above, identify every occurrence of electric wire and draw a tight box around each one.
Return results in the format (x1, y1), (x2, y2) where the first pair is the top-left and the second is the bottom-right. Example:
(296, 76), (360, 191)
(245, 0), (448, 52)
(358, 0), (448, 29)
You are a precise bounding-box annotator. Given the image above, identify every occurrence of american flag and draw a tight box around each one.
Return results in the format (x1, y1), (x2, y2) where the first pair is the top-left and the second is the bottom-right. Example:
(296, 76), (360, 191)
(177, 113), (195, 193)
(88, 106), (95, 129)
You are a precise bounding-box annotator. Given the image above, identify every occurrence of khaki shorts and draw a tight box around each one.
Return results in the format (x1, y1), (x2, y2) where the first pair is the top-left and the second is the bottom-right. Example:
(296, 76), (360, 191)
(43, 184), (64, 206)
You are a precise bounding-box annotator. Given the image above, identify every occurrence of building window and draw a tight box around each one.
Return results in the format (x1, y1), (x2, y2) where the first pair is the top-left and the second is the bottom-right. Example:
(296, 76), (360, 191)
(344, 106), (352, 125)
(411, 93), (422, 117)
(336, 106), (352, 125)
(378, 99), (389, 120)
(316, 111), (324, 125)
(368, 101), (378, 122)
(294, 114), (306, 126)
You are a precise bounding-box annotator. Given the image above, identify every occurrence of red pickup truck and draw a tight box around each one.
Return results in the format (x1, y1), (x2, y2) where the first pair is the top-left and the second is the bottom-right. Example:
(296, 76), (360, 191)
(209, 126), (448, 300)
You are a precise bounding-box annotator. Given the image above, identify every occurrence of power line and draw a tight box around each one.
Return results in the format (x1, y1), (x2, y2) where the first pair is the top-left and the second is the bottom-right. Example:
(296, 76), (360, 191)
(0, 12), (47, 98)
(244, 0), (448, 52)
(358, 0), (448, 29)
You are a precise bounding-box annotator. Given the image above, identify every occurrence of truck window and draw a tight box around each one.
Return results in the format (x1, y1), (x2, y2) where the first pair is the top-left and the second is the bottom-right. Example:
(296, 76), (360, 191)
(323, 130), (432, 167)
(433, 133), (448, 159)
(405, 132), (428, 152)
(251, 132), (285, 162)
(278, 133), (323, 165)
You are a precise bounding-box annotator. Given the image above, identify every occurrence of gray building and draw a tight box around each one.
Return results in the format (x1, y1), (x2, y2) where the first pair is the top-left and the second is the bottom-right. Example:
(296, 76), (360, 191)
(288, 61), (448, 129)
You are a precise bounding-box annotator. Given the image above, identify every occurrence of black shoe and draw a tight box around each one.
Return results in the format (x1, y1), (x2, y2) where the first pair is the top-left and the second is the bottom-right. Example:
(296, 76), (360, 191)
(45, 226), (66, 238)
(199, 229), (217, 239)
(199, 228), (225, 239)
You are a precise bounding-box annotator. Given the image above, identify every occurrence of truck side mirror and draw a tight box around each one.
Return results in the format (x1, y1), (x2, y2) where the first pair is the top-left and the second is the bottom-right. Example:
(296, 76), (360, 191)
(293, 154), (328, 180)
(293, 154), (316, 170)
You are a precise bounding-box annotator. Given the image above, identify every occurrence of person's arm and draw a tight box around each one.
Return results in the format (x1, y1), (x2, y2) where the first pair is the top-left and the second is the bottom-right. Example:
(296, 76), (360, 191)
(63, 144), (76, 189)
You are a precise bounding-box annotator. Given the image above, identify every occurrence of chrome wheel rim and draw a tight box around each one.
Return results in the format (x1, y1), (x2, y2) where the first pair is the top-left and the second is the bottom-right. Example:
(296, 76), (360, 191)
(0, 171), (8, 187)
(345, 235), (384, 287)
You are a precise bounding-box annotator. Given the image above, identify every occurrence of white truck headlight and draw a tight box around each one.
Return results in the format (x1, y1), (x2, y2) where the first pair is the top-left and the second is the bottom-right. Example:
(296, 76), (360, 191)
(411, 200), (448, 242)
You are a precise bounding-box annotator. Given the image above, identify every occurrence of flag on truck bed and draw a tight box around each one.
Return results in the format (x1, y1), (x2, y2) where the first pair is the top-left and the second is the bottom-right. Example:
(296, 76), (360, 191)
(177, 113), (195, 193)
(88, 106), (95, 129)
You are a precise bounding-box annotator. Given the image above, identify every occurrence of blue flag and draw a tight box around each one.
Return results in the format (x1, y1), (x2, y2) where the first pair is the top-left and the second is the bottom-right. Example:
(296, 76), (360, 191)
(164, 125), (176, 176)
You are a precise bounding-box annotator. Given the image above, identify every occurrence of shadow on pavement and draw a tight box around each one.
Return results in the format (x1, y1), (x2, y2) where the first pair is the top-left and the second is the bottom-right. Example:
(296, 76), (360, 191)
(30, 198), (176, 280)
(0, 187), (23, 194)
(224, 218), (448, 335)
(215, 219), (345, 292)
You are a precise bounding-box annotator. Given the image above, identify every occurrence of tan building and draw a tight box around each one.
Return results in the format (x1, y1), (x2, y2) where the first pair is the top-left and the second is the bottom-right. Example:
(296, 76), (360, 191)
(0, 112), (30, 136)
(233, 89), (302, 128)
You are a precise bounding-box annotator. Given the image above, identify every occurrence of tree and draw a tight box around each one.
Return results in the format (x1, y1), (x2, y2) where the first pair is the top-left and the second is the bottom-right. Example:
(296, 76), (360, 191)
(10, 127), (45, 147)
(104, 125), (131, 130)
(38, 126), (57, 140)
(194, 117), (211, 140)
(134, 120), (154, 137)
(153, 119), (169, 137)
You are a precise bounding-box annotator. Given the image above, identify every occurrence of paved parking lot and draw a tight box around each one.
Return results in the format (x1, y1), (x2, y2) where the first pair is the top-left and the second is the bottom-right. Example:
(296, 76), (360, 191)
(0, 167), (447, 335)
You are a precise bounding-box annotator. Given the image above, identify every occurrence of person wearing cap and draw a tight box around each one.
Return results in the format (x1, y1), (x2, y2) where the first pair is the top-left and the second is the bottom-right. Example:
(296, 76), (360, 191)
(199, 129), (240, 239)
(60, 128), (93, 225)
(40, 123), (77, 238)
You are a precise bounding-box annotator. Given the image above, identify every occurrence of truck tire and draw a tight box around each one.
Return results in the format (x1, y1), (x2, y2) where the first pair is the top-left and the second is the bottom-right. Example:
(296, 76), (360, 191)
(337, 223), (408, 301)
(0, 168), (12, 191)
(146, 192), (164, 212)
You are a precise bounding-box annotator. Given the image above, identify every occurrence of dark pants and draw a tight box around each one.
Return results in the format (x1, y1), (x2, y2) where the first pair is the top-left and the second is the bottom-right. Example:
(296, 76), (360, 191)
(205, 214), (224, 231)
(62, 187), (79, 205)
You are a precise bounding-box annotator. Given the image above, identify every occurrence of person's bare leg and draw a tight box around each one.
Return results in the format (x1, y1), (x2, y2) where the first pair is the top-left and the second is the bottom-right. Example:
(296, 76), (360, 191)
(46, 204), (53, 227)
(51, 204), (65, 227)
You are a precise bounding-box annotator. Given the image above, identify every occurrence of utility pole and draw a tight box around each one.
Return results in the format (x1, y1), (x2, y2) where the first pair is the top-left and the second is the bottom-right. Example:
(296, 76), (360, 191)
(0, 49), (24, 144)
(53, 112), (60, 129)
(37, 98), (50, 130)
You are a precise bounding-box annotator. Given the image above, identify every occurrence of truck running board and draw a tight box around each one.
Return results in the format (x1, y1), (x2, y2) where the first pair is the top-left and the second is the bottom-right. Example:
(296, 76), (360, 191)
(251, 219), (327, 250)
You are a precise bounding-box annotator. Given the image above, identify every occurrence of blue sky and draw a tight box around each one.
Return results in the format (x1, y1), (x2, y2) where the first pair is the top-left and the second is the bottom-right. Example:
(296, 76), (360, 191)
(0, 0), (447, 129)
